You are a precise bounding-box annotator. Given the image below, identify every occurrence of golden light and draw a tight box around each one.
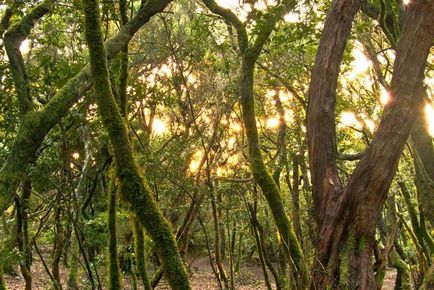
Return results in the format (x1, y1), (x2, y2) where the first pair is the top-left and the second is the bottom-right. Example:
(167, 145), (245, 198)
(280, 90), (293, 102)
(364, 118), (376, 132)
(216, 0), (251, 21)
(187, 74), (197, 85)
(284, 111), (293, 122)
(284, 12), (300, 23)
(403, 0), (411, 5)
(216, 0), (238, 9)
(227, 154), (238, 165)
(216, 167), (228, 177)
(230, 122), (242, 133)
(227, 137), (237, 149)
(266, 118), (280, 129)
(152, 118), (166, 135)
(266, 90), (276, 98)
(72, 152), (80, 159)
(20, 39), (30, 54)
(346, 42), (372, 80)
(189, 150), (204, 174)
(380, 87), (390, 105)
(425, 103), (434, 137)
(339, 111), (360, 129)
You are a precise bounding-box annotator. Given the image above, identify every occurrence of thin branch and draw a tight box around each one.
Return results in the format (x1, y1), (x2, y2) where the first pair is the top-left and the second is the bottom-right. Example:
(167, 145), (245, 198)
(201, 0), (248, 52)
(258, 62), (307, 107)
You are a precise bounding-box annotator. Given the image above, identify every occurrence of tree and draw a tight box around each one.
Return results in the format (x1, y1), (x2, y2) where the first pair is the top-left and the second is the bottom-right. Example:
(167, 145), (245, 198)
(201, 0), (306, 287)
(307, 0), (434, 288)
(80, 0), (190, 288)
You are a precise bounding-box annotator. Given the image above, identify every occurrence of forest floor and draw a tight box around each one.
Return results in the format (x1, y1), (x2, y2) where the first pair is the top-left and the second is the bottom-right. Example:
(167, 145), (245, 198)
(4, 255), (397, 289)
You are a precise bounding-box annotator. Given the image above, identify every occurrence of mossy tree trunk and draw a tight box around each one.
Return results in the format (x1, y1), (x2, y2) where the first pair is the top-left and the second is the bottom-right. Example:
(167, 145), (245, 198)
(420, 259), (434, 290)
(80, 0), (190, 288)
(210, 186), (228, 288)
(0, 0), (174, 214)
(131, 216), (152, 290)
(201, 1), (306, 287)
(306, 0), (434, 288)
(67, 236), (79, 290)
(15, 179), (32, 290)
(52, 205), (64, 290)
(107, 183), (121, 290)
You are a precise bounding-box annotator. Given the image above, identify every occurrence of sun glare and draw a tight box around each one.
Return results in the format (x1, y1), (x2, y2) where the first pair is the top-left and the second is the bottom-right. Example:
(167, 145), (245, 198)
(20, 39), (30, 54)
(348, 44), (372, 79)
(284, 12), (300, 23)
(152, 118), (166, 135)
(266, 118), (280, 129)
(189, 150), (204, 174)
(340, 111), (359, 128)
(380, 87), (390, 105)
(425, 103), (434, 137)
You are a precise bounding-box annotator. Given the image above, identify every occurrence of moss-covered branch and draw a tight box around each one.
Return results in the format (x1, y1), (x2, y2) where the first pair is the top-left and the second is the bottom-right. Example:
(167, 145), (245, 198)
(131, 216), (152, 290)
(0, 5), (15, 38)
(81, 0), (190, 288)
(107, 184), (121, 290)
(0, 0), (174, 213)
(201, 0), (248, 52)
(202, 0), (306, 286)
(4, 0), (54, 115)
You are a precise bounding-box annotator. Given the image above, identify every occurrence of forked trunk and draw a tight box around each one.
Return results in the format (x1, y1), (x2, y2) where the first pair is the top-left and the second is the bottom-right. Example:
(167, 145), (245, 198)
(307, 0), (434, 288)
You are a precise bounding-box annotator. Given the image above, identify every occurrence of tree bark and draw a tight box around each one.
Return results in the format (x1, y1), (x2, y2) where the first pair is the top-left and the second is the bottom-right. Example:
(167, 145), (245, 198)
(3, 0), (54, 115)
(201, 1), (306, 286)
(308, 0), (434, 288)
(131, 216), (152, 290)
(107, 184), (121, 290)
(80, 0), (190, 288)
(0, 0), (174, 214)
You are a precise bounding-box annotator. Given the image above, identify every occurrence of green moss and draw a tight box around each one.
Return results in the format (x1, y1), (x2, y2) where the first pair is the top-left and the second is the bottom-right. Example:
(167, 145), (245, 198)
(131, 216), (152, 290)
(389, 250), (410, 289)
(107, 185), (121, 290)
(81, 0), (190, 288)
(420, 256), (434, 290)
(67, 237), (79, 290)
(339, 229), (355, 287)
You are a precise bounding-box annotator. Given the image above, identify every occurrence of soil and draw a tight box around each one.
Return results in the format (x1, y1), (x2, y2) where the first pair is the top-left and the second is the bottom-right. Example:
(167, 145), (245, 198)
(4, 255), (397, 289)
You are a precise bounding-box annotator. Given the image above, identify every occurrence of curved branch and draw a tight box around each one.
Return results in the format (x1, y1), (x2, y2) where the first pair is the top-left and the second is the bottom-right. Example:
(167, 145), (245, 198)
(201, 0), (248, 52)
(0, 0), (174, 212)
(4, 0), (54, 115)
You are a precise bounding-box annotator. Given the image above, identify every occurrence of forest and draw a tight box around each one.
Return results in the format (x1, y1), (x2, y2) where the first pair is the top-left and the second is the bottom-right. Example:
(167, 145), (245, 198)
(0, 0), (433, 289)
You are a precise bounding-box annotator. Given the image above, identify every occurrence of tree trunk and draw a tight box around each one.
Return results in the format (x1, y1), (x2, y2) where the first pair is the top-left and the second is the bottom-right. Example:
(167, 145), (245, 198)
(201, 1), (306, 286)
(15, 180), (32, 290)
(80, 0), (190, 288)
(52, 205), (64, 290)
(210, 187), (228, 288)
(307, 0), (434, 288)
(0, 0), (174, 214)
(131, 216), (152, 290)
(107, 184), (121, 290)
(67, 236), (79, 290)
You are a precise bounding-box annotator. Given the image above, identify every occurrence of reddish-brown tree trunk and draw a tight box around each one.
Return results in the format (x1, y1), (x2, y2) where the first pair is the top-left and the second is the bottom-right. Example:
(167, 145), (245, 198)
(307, 0), (434, 288)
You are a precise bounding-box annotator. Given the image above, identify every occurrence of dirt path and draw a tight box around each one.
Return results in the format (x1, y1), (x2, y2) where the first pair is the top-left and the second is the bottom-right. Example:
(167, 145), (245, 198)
(4, 256), (397, 289)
